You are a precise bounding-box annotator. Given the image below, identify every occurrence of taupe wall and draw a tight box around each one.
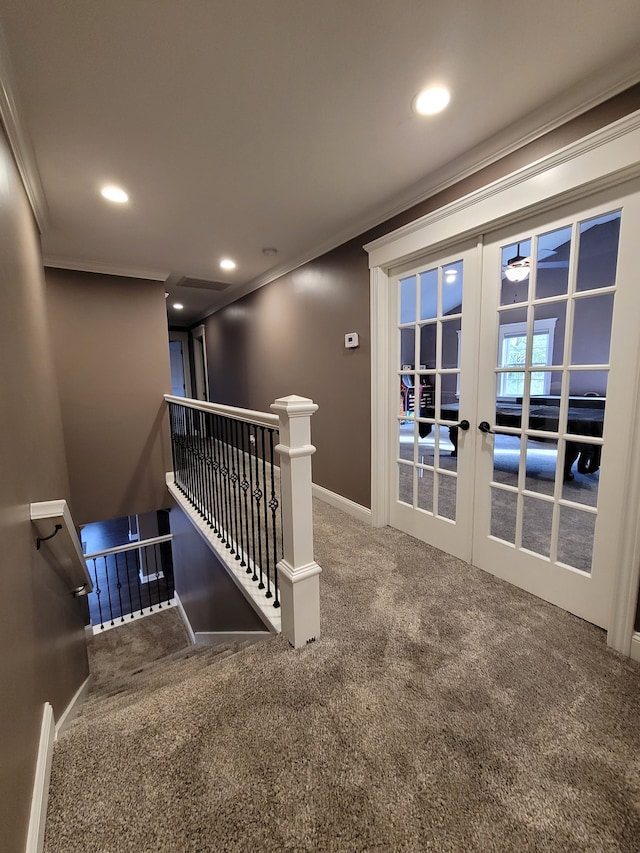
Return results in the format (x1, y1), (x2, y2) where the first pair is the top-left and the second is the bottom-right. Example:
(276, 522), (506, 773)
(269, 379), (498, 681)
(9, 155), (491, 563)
(46, 269), (173, 526)
(201, 85), (640, 510)
(170, 504), (269, 633)
(205, 239), (371, 507)
(0, 127), (89, 852)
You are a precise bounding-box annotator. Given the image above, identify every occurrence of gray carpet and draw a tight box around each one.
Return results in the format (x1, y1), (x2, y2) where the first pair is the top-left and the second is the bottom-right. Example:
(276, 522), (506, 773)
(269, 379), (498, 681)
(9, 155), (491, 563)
(45, 500), (640, 852)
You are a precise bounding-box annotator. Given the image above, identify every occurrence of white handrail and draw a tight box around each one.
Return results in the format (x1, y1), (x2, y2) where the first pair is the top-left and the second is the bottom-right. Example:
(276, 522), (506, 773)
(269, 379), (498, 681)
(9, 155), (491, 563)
(164, 394), (279, 429)
(84, 534), (173, 561)
(30, 500), (93, 595)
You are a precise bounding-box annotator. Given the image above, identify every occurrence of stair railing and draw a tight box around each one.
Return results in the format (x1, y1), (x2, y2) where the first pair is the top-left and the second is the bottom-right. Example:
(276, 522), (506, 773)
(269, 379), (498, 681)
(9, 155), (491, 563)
(165, 394), (321, 648)
(85, 535), (175, 631)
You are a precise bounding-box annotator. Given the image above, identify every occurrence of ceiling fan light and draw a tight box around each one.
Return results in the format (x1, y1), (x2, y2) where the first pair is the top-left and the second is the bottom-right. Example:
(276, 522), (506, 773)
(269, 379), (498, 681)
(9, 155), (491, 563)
(504, 253), (530, 282)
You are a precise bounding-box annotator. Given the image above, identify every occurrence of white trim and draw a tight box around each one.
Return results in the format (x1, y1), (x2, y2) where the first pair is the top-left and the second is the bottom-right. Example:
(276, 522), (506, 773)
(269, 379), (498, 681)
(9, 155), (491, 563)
(365, 111), (640, 270)
(367, 111), (640, 653)
(191, 325), (210, 402)
(42, 257), (170, 282)
(25, 703), (55, 853)
(30, 500), (93, 594)
(55, 675), (91, 739)
(631, 633), (640, 663)
(0, 25), (48, 231)
(173, 592), (196, 645)
(370, 266), (390, 528)
(312, 483), (372, 524)
(167, 476), (281, 634)
(164, 393), (279, 429)
(193, 630), (272, 646)
(84, 533), (172, 560)
(168, 331), (193, 397)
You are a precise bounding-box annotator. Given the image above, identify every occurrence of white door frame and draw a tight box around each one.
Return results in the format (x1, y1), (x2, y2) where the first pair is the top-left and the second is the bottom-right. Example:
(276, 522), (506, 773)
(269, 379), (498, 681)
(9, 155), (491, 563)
(191, 324), (209, 402)
(365, 110), (640, 655)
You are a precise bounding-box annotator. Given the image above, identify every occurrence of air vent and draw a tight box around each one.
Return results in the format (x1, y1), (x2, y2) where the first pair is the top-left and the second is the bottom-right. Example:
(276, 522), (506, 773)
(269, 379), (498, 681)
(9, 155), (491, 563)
(177, 277), (231, 291)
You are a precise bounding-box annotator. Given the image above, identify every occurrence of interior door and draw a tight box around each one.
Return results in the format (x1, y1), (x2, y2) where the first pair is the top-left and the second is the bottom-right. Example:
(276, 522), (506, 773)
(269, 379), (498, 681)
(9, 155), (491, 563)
(473, 187), (640, 628)
(387, 184), (640, 628)
(389, 242), (479, 560)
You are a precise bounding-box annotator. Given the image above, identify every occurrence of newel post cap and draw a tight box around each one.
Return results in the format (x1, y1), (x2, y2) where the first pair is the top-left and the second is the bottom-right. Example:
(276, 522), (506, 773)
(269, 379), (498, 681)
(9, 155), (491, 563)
(270, 395), (319, 418)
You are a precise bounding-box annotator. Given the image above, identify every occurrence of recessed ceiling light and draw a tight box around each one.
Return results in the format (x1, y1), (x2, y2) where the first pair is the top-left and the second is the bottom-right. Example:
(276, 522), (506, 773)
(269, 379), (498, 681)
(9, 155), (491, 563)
(414, 86), (450, 116)
(220, 258), (236, 271)
(100, 185), (129, 203)
(173, 302), (184, 310)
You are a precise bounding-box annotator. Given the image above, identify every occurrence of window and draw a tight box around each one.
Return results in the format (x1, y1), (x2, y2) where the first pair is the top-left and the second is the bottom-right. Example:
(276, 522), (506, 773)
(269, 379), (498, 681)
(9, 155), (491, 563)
(498, 319), (557, 397)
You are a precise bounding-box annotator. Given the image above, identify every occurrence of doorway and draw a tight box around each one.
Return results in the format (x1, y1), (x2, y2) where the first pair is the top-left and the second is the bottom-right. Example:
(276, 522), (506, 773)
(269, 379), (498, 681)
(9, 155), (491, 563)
(367, 117), (640, 646)
(388, 191), (640, 628)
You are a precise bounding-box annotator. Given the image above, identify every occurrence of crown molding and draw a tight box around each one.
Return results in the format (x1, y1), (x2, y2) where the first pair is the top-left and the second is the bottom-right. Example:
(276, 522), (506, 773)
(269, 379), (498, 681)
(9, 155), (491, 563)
(202, 53), (640, 317)
(0, 22), (48, 231)
(43, 256), (170, 282)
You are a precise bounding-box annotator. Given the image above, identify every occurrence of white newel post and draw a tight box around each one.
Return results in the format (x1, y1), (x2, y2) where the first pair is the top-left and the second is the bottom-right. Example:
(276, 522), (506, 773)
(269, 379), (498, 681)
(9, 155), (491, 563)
(271, 395), (321, 648)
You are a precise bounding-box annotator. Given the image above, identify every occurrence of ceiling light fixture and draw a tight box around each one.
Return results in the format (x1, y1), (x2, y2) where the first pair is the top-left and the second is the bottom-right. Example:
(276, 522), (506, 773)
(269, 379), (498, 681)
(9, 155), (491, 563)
(414, 86), (450, 116)
(173, 302), (184, 310)
(100, 185), (129, 203)
(262, 247), (278, 257)
(220, 258), (236, 271)
(504, 244), (531, 282)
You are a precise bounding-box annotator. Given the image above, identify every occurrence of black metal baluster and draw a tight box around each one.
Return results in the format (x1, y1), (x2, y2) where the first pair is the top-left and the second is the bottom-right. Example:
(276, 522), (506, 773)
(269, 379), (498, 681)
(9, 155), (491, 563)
(213, 414), (224, 539)
(222, 416), (234, 552)
(254, 426), (265, 590)
(260, 427), (272, 598)
(199, 409), (209, 522)
(194, 408), (205, 517)
(123, 548), (135, 619)
(91, 558), (104, 629)
(163, 538), (174, 605)
(104, 555), (115, 626)
(231, 419), (242, 561)
(153, 543), (163, 609)
(248, 424), (259, 581)
(114, 552), (125, 623)
(204, 411), (215, 528)
(240, 421), (251, 569)
(268, 429), (280, 608)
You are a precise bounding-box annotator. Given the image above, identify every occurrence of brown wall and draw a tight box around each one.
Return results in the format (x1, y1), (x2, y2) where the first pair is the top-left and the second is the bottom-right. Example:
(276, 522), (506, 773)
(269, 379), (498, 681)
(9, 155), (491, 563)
(46, 269), (173, 526)
(0, 127), (89, 851)
(170, 504), (269, 633)
(202, 85), (640, 510)
(205, 239), (372, 507)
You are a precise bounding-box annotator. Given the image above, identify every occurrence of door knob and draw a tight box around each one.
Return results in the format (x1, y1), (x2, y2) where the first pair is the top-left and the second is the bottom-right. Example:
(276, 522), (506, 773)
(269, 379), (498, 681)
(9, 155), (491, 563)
(478, 421), (494, 434)
(456, 419), (470, 431)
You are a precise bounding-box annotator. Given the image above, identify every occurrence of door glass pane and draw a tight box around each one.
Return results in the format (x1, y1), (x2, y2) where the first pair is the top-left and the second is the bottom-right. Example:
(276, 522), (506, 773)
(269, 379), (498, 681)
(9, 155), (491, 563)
(536, 225), (572, 298)
(557, 507), (595, 573)
(419, 324), (437, 370)
(528, 374), (560, 432)
(533, 303), (565, 367)
(437, 473), (456, 520)
(400, 327), (415, 371)
(443, 263), (463, 317)
(568, 368), (608, 399)
(400, 276), (417, 323)
(419, 269), (437, 321)
(500, 238), (531, 305)
(492, 433), (520, 487)
(491, 487), (517, 543)
(576, 211), (621, 292)
(441, 317), (461, 368)
(562, 440), (601, 507)
(398, 421), (414, 461)
(397, 462), (413, 505)
(436, 425), (457, 473)
(416, 467), (434, 512)
(521, 497), (553, 557)
(571, 293), (614, 365)
(524, 437), (557, 496)
(439, 373), (458, 416)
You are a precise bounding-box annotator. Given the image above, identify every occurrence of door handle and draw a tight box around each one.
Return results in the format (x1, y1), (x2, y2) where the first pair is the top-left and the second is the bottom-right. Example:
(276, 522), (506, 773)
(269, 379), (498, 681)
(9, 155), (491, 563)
(478, 421), (495, 434)
(456, 419), (470, 431)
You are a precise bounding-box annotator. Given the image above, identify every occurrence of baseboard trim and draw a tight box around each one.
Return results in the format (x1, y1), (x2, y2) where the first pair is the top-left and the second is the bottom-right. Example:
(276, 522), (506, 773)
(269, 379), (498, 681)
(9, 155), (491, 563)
(25, 703), (55, 853)
(631, 632), (640, 663)
(194, 630), (272, 646)
(312, 483), (372, 524)
(173, 592), (196, 646)
(55, 675), (91, 740)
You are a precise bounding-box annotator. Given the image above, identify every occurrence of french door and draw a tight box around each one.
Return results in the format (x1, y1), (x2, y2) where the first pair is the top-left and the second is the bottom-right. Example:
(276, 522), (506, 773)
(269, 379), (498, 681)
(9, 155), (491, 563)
(389, 186), (640, 627)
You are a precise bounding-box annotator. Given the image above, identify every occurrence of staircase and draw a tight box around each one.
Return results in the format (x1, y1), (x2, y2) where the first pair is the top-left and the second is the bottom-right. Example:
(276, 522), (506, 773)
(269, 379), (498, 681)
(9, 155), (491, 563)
(45, 610), (272, 851)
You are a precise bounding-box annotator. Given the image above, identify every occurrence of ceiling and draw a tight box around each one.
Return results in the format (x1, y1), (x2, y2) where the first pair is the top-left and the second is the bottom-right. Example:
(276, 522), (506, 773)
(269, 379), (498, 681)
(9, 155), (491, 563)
(1, 1), (640, 326)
